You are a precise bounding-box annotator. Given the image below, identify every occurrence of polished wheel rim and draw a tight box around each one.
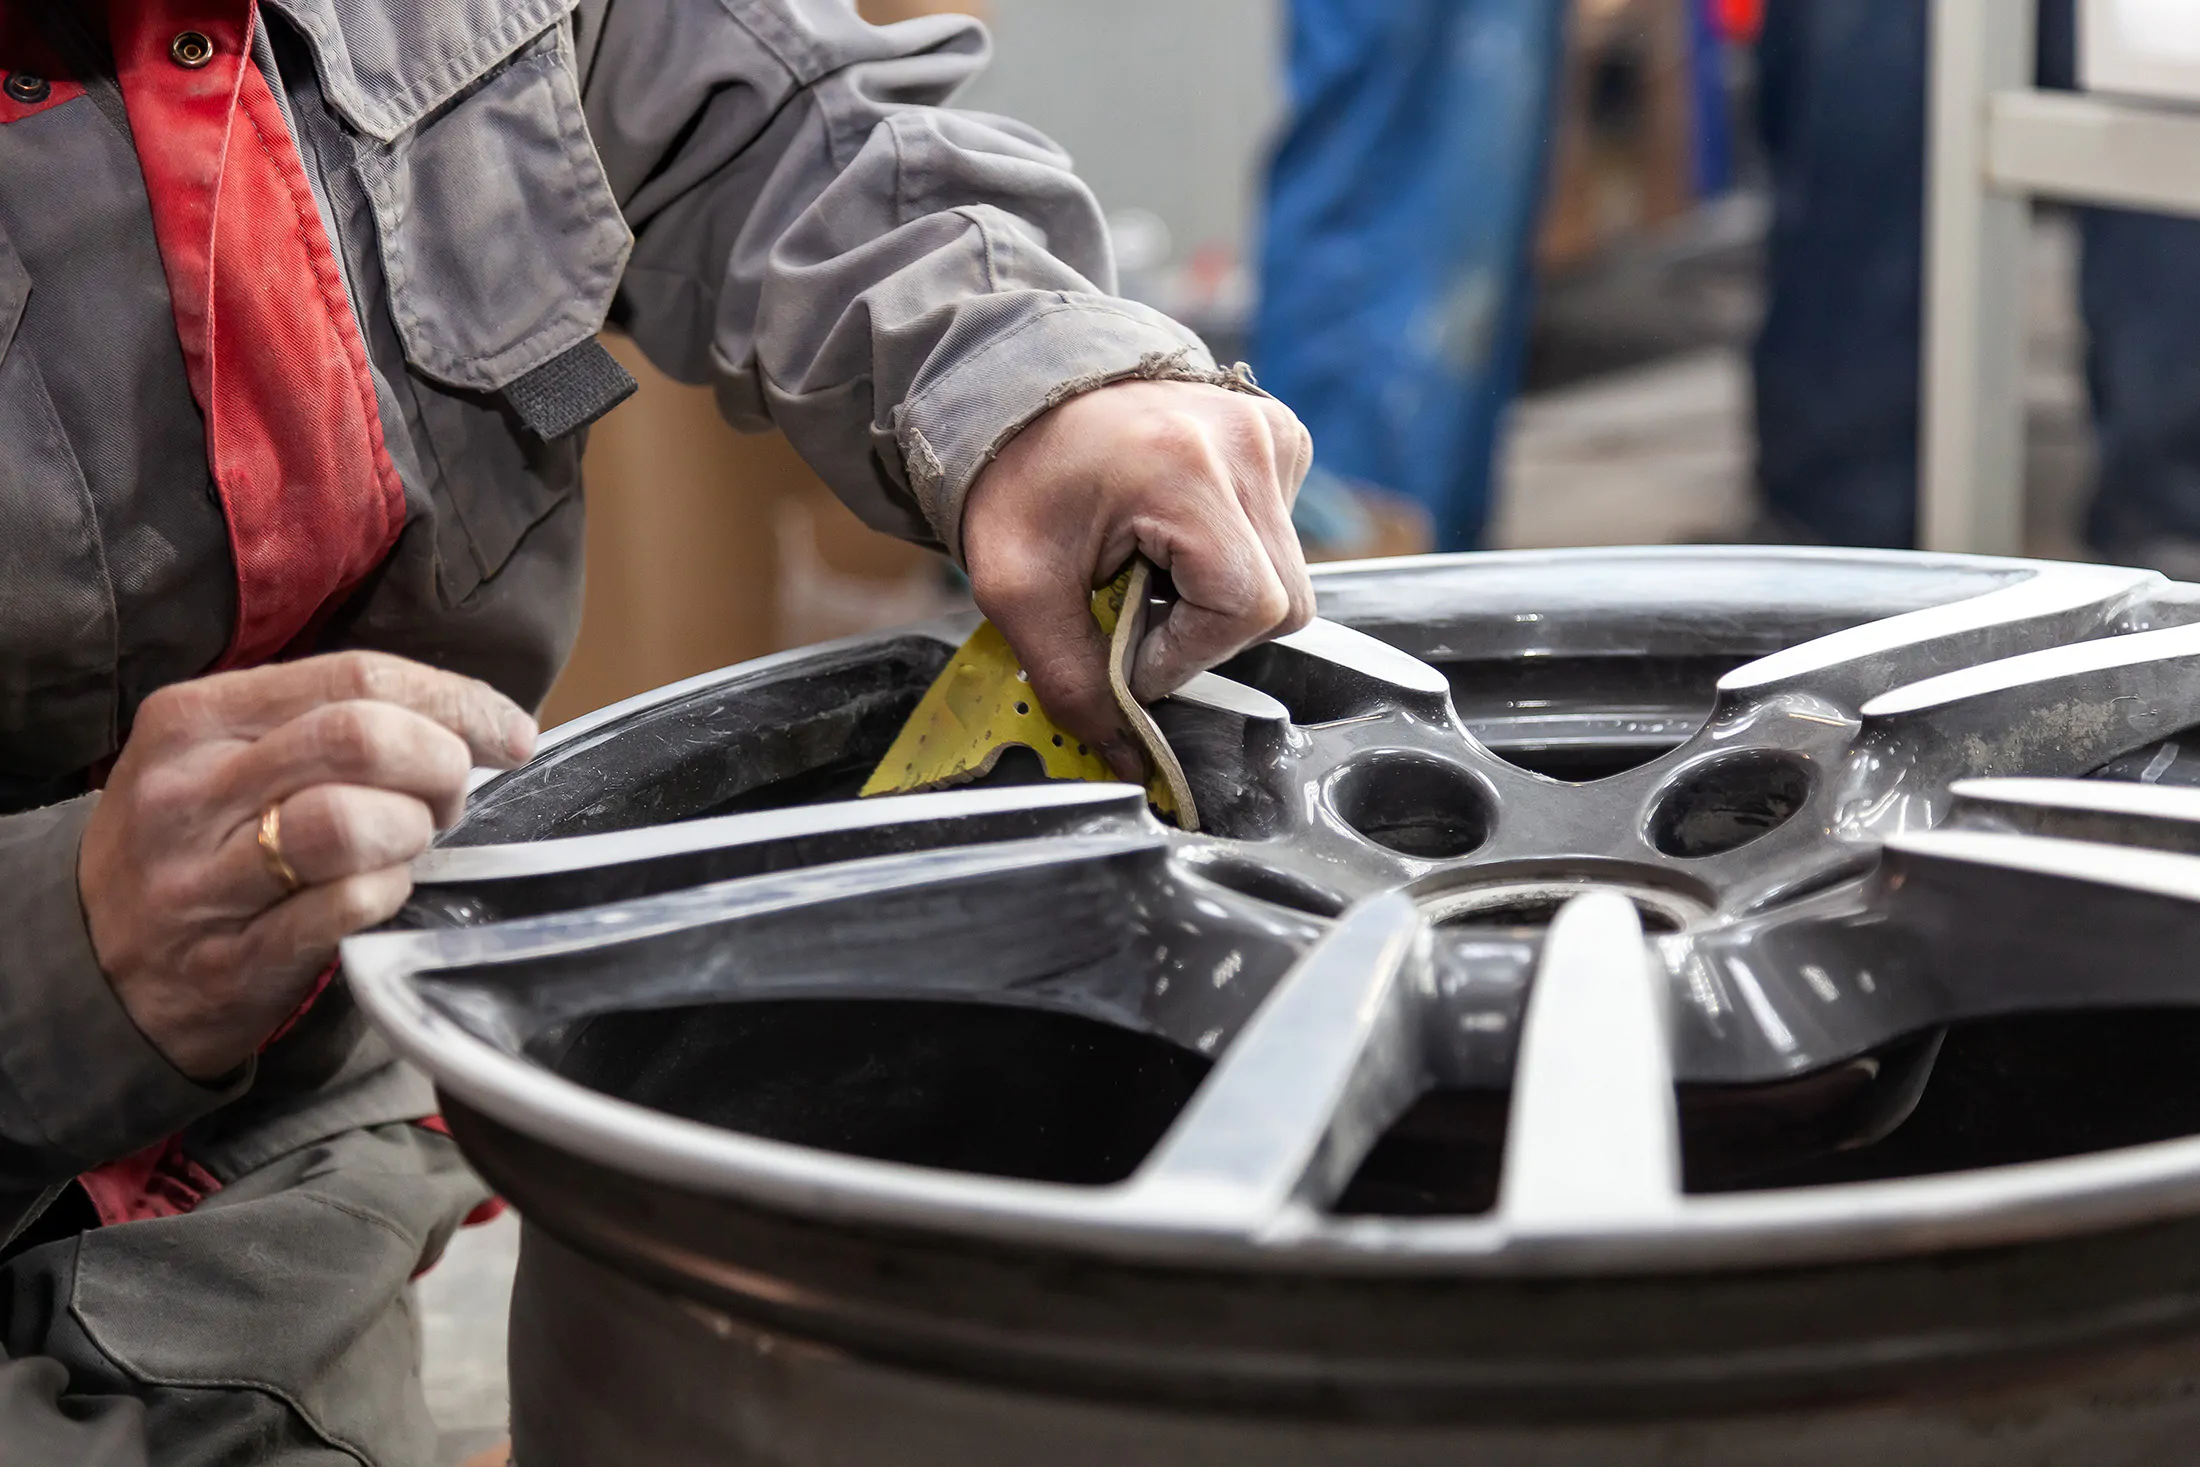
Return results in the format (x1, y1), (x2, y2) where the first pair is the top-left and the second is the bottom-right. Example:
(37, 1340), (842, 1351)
(345, 547), (2200, 1274)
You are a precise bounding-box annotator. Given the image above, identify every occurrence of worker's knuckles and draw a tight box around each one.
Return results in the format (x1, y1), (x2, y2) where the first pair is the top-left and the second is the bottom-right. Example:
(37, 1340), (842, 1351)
(289, 649), (435, 713)
(191, 651), (532, 765)
(276, 785), (437, 884)
(321, 651), (532, 763)
(120, 746), (231, 830)
(1181, 541), (1294, 632)
(255, 700), (473, 800)
(1266, 401), (1315, 489)
(131, 679), (223, 750)
(1273, 549), (1318, 634)
(1227, 405), (1311, 521)
(1132, 406), (1226, 472)
(1247, 573), (1296, 633)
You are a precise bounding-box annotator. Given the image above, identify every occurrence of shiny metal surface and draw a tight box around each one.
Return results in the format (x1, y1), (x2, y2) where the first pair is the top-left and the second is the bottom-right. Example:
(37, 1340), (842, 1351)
(341, 547), (2200, 1459)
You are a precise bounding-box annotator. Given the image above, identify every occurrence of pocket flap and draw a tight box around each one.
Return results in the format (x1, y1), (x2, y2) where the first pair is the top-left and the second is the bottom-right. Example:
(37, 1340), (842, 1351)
(268, 0), (578, 142)
(353, 20), (632, 393)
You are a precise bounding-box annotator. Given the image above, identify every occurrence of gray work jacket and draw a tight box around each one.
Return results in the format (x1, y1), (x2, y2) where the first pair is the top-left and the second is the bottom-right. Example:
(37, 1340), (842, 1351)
(0, 0), (1217, 1241)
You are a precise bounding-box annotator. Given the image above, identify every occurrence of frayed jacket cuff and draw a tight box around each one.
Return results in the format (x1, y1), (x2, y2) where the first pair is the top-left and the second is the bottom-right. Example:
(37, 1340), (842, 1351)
(893, 294), (1262, 562)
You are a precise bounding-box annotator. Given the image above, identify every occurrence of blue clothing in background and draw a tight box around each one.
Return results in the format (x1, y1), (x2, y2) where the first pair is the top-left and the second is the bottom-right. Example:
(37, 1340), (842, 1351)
(1254, 0), (1568, 551)
(1756, 0), (2200, 556)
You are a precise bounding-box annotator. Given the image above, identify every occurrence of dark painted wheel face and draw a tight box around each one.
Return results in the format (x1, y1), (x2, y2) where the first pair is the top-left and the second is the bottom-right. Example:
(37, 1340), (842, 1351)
(346, 548), (2200, 1271)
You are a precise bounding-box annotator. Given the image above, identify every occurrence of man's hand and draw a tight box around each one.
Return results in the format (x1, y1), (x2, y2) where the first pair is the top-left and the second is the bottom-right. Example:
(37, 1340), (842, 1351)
(960, 379), (1316, 780)
(78, 652), (537, 1081)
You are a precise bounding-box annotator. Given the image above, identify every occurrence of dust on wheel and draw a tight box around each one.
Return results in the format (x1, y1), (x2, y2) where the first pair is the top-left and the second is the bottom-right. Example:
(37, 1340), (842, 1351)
(347, 547), (2200, 1466)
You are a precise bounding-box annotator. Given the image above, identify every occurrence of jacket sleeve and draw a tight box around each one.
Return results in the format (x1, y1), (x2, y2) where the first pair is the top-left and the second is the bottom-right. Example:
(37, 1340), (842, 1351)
(0, 795), (246, 1243)
(574, 0), (1223, 562)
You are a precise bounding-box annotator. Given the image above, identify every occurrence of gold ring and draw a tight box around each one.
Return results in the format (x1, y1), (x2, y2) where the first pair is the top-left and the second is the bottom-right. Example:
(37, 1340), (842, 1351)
(258, 803), (303, 895)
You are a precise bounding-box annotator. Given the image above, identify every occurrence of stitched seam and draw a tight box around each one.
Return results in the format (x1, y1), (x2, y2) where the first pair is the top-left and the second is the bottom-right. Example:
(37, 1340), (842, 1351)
(239, 93), (404, 541)
(192, 41), (254, 465)
(275, 0), (575, 141)
(807, 43), (864, 178)
(304, 1192), (422, 1250)
(972, 204), (1005, 294)
(889, 111), (909, 242)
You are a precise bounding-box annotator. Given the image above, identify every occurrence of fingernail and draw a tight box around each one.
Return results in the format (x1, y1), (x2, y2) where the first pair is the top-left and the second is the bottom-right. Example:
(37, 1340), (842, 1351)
(503, 710), (539, 762)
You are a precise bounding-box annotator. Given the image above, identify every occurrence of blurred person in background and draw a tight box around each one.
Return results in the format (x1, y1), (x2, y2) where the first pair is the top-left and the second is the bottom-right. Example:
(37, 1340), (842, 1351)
(1753, 0), (2200, 567)
(1253, 0), (1571, 553)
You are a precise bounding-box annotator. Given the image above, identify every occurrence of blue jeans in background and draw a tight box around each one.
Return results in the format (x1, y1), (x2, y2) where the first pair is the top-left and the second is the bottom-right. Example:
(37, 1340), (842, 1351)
(1253, 0), (1569, 552)
(1757, 0), (2200, 557)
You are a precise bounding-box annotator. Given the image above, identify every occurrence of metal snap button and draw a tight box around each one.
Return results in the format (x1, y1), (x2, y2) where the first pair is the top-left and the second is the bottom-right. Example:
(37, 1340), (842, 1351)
(169, 31), (215, 68)
(3, 73), (49, 104)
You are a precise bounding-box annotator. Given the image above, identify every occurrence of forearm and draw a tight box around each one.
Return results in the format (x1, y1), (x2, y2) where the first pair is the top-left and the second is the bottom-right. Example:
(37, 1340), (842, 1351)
(579, 0), (1215, 556)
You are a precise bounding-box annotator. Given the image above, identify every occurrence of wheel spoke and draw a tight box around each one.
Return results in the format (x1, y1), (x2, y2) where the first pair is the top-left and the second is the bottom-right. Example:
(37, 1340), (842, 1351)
(1497, 892), (1682, 1231)
(1673, 907), (1931, 1083)
(407, 784), (1154, 925)
(347, 830), (1180, 1047)
(1117, 894), (1426, 1230)
(1879, 827), (2200, 1017)
(1164, 671), (1290, 722)
(1221, 619), (1457, 725)
(1857, 624), (2200, 782)
(1718, 564), (2153, 713)
(1150, 673), (1298, 840)
(1949, 776), (2200, 854)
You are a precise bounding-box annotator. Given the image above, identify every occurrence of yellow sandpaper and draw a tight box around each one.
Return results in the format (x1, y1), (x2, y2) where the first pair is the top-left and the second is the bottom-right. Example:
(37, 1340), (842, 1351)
(862, 562), (1196, 828)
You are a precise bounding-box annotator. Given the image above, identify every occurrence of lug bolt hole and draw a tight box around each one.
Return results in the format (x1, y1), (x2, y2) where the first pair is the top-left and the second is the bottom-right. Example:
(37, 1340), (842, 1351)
(1332, 756), (1490, 860)
(1650, 753), (1810, 858)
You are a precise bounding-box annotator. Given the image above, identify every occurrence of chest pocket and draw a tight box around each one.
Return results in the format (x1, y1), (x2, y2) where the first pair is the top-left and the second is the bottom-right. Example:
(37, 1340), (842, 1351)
(276, 0), (632, 398)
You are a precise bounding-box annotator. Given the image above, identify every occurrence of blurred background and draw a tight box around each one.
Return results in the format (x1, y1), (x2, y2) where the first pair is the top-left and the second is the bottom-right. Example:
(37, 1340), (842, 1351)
(544, 0), (2120, 726)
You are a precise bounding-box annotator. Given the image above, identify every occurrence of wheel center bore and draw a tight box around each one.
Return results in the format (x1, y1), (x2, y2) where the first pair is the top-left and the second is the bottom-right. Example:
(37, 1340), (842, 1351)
(1413, 861), (1713, 934)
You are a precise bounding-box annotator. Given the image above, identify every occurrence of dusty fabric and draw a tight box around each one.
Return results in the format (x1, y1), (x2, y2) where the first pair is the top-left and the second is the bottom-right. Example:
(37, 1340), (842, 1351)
(0, 2), (1197, 1459)
(0, 0), (1200, 761)
(1, 1122), (487, 1467)
(111, 1), (412, 670)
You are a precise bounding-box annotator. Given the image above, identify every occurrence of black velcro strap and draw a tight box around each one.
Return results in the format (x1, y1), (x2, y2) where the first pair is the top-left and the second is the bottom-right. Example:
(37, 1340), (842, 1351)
(503, 338), (639, 441)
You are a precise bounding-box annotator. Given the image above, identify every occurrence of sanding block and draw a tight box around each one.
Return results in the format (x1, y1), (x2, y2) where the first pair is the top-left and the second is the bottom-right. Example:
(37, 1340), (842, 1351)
(862, 557), (1200, 830)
